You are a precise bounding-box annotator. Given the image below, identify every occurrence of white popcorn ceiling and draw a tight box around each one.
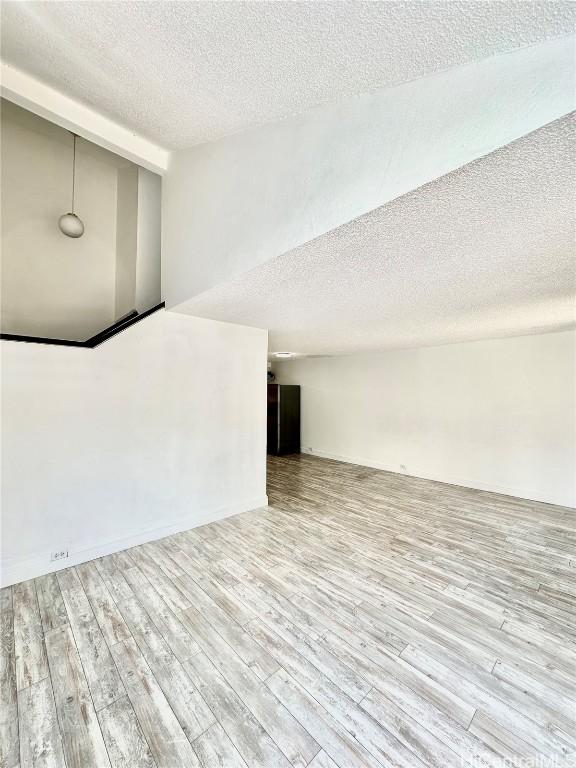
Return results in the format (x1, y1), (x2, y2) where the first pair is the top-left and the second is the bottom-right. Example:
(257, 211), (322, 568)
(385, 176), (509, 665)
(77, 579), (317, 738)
(1, 1), (575, 148)
(179, 114), (576, 356)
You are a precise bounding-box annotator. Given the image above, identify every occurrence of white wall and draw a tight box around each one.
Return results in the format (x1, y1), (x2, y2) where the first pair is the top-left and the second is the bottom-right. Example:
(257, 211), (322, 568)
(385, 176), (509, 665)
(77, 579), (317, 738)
(135, 169), (162, 313)
(0, 311), (268, 586)
(162, 36), (574, 311)
(115, 166), (162, 318)
(275, 330), (576, 508)
(1, 99), (119, 340)
(114, 164), (138, 318)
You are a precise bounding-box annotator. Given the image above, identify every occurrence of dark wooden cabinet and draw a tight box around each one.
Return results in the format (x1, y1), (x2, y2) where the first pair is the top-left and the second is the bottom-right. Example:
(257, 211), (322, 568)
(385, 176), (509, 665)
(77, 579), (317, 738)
(267, 384), (300, 455)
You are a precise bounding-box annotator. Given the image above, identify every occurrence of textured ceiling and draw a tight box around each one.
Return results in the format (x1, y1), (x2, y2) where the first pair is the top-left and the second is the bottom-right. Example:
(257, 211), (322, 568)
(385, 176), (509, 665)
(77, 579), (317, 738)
(178, 114), (576, 356)
(1, 1), (575, 148)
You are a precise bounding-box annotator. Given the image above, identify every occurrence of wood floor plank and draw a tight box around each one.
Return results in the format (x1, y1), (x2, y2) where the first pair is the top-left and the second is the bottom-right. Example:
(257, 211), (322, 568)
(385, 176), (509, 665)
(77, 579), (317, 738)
(290, 591), (406, 657)
(249, 604), (371, 702)
(94, 556), (134, 604)
(57, 569), (124, 711)
(13, 580), (48, 691)
(97, 695), (157, 768)
(492, 659), (576, 724)
(246, 618), (428, 768)
(111, 551), (138, 572)
(401, 643), (573, 759)
(45, 625), (111, 768)
(231, 577), (329, 642)
(0, 587), (20, 768)
(176, 573), (279, 681)
(118, 597), (214, 742)
(76, 562), (131, 646)
(359, 688), (471, 768)
(180, 605), (320, 768)
(358, 600), (498, 673)
(110, 637), (201, 768)
(18, 678), (66, 768)
(306, 750), (340, 768)
(266, 668), (382, 768)
(429, 608), (576, 676)
(35, 574), (68, 634)
(122, 570), (200, 662)
(161, 546), (256, 626)
(142, 542), (187, 580)
(193, 722), (248, 768)
(184, 651), (294, 768)
(317, 630), (475, 729)
(468, 710), (541, 762)
(126, 548), (190, 613)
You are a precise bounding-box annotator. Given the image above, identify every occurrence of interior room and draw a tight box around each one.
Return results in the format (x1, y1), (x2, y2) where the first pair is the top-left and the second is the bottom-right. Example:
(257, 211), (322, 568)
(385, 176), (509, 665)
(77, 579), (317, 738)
(0, 3), (574, 768)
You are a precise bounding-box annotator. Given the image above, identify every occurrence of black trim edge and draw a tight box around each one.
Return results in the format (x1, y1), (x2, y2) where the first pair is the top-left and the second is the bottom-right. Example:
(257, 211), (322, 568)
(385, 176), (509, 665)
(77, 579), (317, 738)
(0, 302), (165, 348)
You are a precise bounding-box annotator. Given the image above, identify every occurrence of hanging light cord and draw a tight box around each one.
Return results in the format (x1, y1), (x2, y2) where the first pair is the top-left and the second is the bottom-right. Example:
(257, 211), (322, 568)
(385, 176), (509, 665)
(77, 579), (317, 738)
(71, 134), (77, 214)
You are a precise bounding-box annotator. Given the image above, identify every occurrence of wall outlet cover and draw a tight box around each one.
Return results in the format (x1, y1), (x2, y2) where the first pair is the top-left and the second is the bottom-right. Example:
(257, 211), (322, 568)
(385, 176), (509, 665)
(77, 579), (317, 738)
(50, 550), (69, 562)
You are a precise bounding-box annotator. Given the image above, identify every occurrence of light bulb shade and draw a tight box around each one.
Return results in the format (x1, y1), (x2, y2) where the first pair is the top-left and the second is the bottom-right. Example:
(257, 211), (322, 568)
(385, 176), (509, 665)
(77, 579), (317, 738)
(59, 213), (84, 238)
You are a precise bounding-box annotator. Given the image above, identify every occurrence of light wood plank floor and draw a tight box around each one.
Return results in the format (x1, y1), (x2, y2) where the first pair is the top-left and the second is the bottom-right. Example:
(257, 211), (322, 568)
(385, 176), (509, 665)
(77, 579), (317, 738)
(2, 454), (575, 768)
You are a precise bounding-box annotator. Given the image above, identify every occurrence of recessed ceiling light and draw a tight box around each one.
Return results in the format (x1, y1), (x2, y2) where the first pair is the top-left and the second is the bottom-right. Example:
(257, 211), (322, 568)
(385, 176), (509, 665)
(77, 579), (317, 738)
(274, 352), (294, 358)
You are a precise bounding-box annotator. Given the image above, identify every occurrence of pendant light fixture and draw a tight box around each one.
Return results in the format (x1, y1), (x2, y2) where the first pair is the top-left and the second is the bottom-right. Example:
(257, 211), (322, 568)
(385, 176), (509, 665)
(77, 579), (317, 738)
(58, 133), (85, 238)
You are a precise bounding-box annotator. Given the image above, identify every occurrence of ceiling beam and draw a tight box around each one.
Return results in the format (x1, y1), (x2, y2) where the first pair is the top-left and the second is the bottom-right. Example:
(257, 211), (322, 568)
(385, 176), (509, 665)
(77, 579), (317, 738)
(1, 63), (170, 174)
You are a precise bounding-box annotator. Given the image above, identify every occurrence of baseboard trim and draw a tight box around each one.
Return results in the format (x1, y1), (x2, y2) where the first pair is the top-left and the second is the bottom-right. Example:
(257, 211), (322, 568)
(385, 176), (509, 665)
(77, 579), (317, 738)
(302, 448), (574, 509)
(1, 494), (268, 587)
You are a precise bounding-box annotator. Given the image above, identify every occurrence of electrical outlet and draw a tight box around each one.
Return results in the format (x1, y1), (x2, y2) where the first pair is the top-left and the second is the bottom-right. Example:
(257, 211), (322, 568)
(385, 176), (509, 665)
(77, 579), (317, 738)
(50, 549), (69, 562)
(400, 464), (407, 472)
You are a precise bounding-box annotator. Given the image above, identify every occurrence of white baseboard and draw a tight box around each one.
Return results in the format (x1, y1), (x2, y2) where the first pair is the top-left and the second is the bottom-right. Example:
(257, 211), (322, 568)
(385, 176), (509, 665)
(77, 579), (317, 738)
(302, 448), (574, 509)
(1, 494), (268, 588)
